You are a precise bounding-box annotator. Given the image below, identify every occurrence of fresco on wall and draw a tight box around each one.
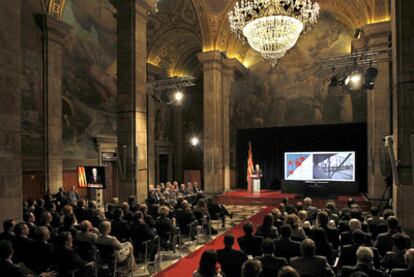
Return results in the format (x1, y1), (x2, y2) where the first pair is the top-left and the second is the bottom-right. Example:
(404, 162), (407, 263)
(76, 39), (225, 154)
(231, 13), (367, 129)
(62, 0), (117, 159)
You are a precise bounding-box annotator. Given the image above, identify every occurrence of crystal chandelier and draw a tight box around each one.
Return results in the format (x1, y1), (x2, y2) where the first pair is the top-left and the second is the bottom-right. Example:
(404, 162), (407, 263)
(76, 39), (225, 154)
(228, 0), (320, 65)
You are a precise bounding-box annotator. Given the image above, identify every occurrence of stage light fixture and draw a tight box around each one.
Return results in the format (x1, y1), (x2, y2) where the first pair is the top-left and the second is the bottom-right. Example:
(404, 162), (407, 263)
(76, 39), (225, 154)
(362, 66), (379, 90)
(190, 136), (200, 147)
(328, 67), (338, 87)
(345, 70), (363, 90)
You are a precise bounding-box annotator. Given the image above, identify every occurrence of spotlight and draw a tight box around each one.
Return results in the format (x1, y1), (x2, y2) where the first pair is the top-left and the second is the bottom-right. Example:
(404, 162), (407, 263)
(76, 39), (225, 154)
(345, 70), (363, 90)
(363, 66), (379, 90)
(190, 136), (200, 147)
(173, 90), (184, 104)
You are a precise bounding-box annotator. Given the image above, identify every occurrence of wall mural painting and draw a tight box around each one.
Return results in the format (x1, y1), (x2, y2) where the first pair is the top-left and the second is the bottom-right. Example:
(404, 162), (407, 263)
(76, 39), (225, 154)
(62, 0), (117, 158)
(232, 13), (367, 130)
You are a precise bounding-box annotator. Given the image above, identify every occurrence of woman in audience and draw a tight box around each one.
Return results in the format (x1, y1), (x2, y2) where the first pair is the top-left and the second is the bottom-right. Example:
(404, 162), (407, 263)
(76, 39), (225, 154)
(271, 208), (284, 232)
(310, 227), (334, 265)
(59, 213), (78, 238)
(256, 213), (278, 239)
(241, 259), (262, 277)
(383, 233), (411, 270)
(278, 266), (300, 277)
(193, 250), (223, 277)
(286, 214), (306, 242)
(96, 220), (136, 272)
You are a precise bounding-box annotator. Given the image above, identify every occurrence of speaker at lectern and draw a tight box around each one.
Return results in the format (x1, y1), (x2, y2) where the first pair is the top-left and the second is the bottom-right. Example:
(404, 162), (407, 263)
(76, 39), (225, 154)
(251, 164), (263, 193)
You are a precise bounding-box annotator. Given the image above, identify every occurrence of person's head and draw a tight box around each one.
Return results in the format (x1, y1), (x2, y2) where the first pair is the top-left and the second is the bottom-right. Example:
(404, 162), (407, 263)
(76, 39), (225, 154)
(92, 168), (97, 177)
(386, 216), (399, 231)
(286, 214), (300, 228)
(60, 231), (73, 248)
(41, 211), (52, 224)
(134, 211), (144, 221)
(63, 213), (76, 228)
(113, 208), (124, 220)
(3, 219), (16, 232)
(370, 206), (380, 217)
(79, 220), (93, 233)
(223, 233), (235, 249)
(356, 246), (374, 265)
(392, 233), (410, 251)
(0, 240), (13, 260)
(99, 220), (111, 235)
(197, 199), (207, 208)
(304, 197), (312, 206)
(23, 212), (35, 223)
(271, 208), (281, 220)
(128, 195), (136, 206)
(282, 198), (289, 205)
(242, 259), (262, 277)
(347, 197), (355, 207)
(158, 205), (170, 217)
(318, 211), (329, 226)
(242, 221), (254, 235)
(139, 204), (148, 214)
(277, 266), (300, 277)
(14, 222), (29, 237)
(36, 226), (50, 241)
(295, 201), (303, 211)
(262, 238), (274, 254)
(255, 164), (260, 170)
(262, 213), (274, 227)
(349, 218), (362, 231)
(405, 248), (414, 269)
(180, 183), (186, 190)
(383, 209), (394, 220)
(297, 210), (308, 221)
(77, 199), (85, 207)
(62, 205), (73, 215)
(301, 239), (316, 257)
(280, 224), (292, 238)
(88, 200), (97, 210)
(198, 250), (218, 276)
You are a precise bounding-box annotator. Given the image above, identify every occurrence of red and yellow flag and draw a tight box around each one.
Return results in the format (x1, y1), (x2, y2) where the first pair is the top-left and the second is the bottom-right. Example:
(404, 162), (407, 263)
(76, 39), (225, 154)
(247, 142), (254, 182)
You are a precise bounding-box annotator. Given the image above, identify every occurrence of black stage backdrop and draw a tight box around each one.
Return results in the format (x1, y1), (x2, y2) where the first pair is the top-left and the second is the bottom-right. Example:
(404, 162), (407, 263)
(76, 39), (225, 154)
(236, 123), (367, 192)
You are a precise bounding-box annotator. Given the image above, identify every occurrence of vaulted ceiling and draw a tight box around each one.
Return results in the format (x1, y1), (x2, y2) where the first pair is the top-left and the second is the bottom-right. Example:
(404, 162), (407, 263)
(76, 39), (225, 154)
(49, 0), (391, 75)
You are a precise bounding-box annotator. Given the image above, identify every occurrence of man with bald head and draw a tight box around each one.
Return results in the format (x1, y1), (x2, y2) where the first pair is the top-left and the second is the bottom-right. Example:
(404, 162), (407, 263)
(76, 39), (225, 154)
(392, 248), (414, 277)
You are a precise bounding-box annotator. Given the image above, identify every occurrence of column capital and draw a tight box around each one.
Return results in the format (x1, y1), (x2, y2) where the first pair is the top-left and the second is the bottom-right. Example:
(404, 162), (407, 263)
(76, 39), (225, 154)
(39, 14), (72, 45)
(222, 58), (248, 77)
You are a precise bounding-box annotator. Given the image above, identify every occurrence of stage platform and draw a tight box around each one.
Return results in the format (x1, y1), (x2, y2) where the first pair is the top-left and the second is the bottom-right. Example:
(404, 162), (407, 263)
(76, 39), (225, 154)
(216, 189), (369, 210)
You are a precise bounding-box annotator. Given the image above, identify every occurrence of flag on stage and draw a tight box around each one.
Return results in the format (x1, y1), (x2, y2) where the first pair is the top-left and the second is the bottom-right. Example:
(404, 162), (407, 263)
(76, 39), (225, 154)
(247, 142), (254, 193)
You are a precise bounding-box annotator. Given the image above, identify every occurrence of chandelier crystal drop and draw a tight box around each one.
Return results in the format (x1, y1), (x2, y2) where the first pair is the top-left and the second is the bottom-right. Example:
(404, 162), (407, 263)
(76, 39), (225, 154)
(228, 0), (320, 65)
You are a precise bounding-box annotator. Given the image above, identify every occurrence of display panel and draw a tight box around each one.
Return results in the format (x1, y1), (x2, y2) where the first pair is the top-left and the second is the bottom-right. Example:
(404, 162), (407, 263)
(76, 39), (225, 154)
(77, 166), (106, 189)
(285, 151), (355, 182)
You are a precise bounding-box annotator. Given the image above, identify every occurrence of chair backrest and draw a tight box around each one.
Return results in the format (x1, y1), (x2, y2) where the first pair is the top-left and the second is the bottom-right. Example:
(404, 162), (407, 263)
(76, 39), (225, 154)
(96, 243), (116, 264)
(75, 240), (96, 261)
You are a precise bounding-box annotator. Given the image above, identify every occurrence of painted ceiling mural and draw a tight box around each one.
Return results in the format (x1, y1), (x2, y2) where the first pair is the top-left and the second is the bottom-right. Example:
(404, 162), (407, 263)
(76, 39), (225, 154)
(230, 12), (367, 129)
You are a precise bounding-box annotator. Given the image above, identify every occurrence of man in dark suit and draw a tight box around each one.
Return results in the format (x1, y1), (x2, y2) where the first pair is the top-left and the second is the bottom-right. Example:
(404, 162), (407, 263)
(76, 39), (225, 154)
(282, 198), (296, 214)
(110, 208), (130, 242)
(341, 219), (371, 246)
(257, 238), (288, 277)
(30, 226), (55, 274)
(375, 216), (401, 256)
(237, 221), (263, 257)
(273, 225), (301, 261)
(290, 239), (334, 277)
(303, 197), (318, 221)
(392, 248), (414, 277)
(342, 246), (384, 277)
(56, 232), (94, 277)
(12, 223), (34, 265)
(0, 219), (16, 241)
(130, 211), (156, 259)
(338, 230), (380, 268)
(217, 233), (248, 277)
(318, 211), (340, 250)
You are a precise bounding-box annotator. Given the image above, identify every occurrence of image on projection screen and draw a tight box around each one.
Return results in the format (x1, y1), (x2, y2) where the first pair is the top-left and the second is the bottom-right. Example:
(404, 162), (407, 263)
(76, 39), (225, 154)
(284, 151), (355, 182)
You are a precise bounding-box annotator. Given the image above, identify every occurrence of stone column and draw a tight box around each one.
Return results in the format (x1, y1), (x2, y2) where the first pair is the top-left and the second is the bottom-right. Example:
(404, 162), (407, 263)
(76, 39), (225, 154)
(361, 22), (391, 202)
(391, 0), (414, 229)
(174, 105), (183, 182)
(222, 60), (236, 192)
(0, 0), (23, 225)
(114, 0), (155, 203)
(197, 51), (224, 193)
(41, 15), (71, 193)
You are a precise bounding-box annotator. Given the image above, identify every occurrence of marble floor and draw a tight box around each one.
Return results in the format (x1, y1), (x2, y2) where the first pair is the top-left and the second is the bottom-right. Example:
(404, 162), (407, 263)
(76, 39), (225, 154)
(132, 205), (265, 277)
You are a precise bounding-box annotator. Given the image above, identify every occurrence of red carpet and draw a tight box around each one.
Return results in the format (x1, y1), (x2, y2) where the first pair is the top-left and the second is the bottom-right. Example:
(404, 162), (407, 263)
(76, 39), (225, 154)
(153, 207), (273, 277)
(216, 189), (368, 209)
